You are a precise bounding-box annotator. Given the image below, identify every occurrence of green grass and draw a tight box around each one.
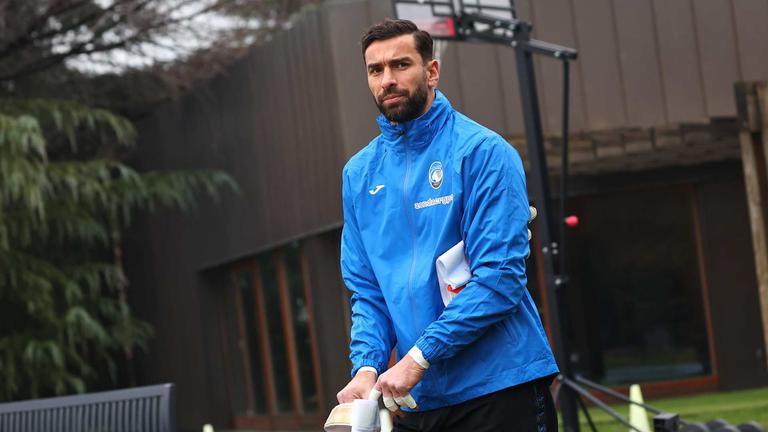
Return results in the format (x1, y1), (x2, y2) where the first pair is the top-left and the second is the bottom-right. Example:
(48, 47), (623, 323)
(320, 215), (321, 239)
(560, 387), (768, 431)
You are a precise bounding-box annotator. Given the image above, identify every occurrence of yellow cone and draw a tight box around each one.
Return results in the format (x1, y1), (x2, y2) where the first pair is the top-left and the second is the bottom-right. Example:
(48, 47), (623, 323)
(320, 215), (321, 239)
(628, 384), (651, 432)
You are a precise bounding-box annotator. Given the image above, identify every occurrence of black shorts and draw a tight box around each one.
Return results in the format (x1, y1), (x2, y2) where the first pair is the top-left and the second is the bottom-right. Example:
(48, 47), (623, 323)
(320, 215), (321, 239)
(393, 377), (558, 432)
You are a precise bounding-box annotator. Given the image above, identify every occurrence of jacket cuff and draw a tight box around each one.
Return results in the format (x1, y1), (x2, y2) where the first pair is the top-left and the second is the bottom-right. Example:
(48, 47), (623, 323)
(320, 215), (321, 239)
(356, 366), (379, 377)
(351, 357), (388, 378)
(408, 346), (430, 369)
(414, 337), (444, 364)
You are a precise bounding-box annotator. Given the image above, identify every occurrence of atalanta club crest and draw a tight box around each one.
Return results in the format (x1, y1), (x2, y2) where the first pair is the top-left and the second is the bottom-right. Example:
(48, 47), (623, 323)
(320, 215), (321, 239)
(429, 161), (444, 189)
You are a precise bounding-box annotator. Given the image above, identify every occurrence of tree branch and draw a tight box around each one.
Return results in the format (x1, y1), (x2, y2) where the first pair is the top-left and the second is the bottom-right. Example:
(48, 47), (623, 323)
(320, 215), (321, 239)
(0, 0), (92, 60)
(0, 0), (230, 83)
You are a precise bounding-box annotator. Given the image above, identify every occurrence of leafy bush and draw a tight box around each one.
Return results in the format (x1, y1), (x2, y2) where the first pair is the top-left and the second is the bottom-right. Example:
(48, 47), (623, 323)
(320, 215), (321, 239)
(0, 98), (235, 400)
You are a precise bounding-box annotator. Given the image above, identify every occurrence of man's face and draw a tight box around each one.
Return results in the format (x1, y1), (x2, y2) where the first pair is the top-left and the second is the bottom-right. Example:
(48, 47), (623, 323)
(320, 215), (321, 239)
(364, 34), (440, 123)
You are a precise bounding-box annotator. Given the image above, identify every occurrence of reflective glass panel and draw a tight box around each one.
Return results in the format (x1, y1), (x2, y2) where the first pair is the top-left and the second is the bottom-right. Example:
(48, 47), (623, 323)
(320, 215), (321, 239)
(565, 186), (711, 384)
(259, 255), (293, 413)
(284, 243), (319, 413)
(236, 271), (268, 414)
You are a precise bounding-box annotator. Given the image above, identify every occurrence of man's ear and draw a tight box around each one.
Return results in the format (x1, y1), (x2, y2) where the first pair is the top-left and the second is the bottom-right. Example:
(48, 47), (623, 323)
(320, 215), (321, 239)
(427, 58), (440, 89)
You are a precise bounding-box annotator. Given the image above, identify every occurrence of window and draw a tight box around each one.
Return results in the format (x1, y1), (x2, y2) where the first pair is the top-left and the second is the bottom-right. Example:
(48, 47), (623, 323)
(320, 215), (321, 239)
(561, 185), (713, 385)
(226, 242), (322, 429)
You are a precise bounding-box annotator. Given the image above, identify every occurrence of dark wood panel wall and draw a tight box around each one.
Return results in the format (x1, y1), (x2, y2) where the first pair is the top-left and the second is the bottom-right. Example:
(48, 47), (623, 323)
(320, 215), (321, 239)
(732, 0), (768, 81)
(131, 0), (768, 270)
(133, 0), (768, 262)
(135, 7), (345, 268)
(612, 0), (666, 127)
(322, 0), (768, 164)
(129, 7), (348, 431)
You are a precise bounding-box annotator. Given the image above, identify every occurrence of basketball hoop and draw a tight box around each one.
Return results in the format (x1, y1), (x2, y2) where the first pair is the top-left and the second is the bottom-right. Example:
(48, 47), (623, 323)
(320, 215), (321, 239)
(413, 16), (457, 39)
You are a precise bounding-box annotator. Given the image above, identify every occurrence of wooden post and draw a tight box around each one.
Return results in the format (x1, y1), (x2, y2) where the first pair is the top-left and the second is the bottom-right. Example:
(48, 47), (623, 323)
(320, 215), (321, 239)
(735, 81), (768, 370)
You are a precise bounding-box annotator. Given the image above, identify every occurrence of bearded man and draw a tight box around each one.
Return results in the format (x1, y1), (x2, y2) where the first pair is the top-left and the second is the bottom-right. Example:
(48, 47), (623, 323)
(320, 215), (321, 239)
(336, 19), (559, 431)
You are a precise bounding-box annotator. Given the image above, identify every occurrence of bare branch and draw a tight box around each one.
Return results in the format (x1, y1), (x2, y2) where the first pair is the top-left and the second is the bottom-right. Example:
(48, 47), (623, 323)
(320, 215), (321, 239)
(0, 0), (321, 112)
(0, 0), (91, 55)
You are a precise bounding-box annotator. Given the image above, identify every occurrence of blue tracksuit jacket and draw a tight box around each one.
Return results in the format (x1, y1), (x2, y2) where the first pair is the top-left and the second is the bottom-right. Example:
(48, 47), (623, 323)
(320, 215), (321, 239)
(341, 90), (558, 411)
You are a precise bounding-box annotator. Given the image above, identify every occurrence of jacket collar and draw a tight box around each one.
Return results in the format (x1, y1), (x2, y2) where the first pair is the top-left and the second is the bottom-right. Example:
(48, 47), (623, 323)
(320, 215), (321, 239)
(377, 90), (452, 150)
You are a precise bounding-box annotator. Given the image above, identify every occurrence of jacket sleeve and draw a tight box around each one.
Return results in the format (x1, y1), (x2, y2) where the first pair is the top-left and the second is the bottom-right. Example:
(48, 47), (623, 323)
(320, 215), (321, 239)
(414, 136), (531, 362)
(341, 169), (396, 377)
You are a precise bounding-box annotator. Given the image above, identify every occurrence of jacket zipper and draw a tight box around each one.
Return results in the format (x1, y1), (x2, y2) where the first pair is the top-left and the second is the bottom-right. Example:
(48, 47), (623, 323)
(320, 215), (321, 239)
(402, 133), (420, 337)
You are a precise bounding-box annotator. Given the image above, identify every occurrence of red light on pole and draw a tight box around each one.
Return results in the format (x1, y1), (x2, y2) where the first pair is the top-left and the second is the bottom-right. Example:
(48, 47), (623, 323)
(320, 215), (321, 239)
(565, 215), (579, 227)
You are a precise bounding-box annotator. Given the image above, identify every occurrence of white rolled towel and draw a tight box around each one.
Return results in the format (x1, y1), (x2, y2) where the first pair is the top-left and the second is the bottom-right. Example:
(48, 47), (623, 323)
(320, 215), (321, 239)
(436, 241), (472, 306)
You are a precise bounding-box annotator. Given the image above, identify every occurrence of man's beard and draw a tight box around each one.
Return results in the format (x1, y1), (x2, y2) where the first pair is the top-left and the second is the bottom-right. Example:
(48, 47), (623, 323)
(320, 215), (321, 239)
(375, 79), (429, 123)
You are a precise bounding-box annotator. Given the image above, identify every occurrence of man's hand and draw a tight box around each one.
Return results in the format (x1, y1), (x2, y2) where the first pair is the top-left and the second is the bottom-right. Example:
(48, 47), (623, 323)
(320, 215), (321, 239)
(375, 354), (426, 416)
(527, 205), (537, 259)
(528, 205), (537, 241)
(337, 370), (378, 403)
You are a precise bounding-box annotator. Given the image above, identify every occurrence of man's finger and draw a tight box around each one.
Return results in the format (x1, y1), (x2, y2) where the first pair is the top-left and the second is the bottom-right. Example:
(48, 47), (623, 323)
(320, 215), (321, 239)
(401, 393), (417, 409)
(394, 394), (417, 409)
(529, 206), (537, 222)
(368, 388), (382, 401)
(383, 395), (398, 412)
(337, 389), (357, 404)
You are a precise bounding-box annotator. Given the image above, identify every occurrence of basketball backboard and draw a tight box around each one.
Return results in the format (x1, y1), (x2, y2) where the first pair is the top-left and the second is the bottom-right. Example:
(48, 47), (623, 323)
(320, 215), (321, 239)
(394, 0), (517, 39)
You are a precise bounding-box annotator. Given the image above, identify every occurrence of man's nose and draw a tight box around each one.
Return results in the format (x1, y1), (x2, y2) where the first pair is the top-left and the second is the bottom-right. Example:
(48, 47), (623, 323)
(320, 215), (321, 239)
(380, 67), (396, 90)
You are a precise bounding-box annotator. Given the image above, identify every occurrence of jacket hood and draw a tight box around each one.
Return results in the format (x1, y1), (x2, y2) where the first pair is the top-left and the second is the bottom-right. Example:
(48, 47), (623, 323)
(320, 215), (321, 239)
(377, 89), (453, 150)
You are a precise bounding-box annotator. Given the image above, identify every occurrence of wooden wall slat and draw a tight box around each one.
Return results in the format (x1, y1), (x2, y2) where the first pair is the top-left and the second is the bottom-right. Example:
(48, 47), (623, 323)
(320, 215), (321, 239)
(289, 19), (313, 229)
(253, 42), (280, 239)
(731, 0), (768, 81)
(612, 0), (667, 127)
(529, 0), (589, 133)
(300, 15), (325, 228)
(455, 42), (506, 133)
(437, 43), (465, 112)
(368, 0), (393, 22)
(325, 2), (380, 160)
(571, 0), (627, 130)
(691, 0), (740, 117)
(506, 0), (556, 137)
(316, 7), (346, 225)
(495, 45), (524, 137)
(651, 0), (707, 123)
(280, 25), (303, 235)
(522, 0), (552, 134)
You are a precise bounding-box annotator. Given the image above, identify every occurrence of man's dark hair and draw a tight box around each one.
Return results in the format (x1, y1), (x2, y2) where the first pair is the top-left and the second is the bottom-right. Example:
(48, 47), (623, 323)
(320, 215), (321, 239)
(361, 19), (433, 62)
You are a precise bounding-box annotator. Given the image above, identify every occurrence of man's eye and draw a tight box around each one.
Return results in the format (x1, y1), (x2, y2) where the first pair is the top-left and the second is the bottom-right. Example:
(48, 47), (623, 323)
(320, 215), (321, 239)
(397, 62), (409, 69)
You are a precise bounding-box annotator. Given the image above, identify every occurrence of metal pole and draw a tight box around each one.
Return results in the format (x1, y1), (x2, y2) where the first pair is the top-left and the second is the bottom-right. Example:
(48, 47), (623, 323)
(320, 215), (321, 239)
(559, 60), (570, 278)
(512, 22), (580, 432)
(562, 378), (645, 432)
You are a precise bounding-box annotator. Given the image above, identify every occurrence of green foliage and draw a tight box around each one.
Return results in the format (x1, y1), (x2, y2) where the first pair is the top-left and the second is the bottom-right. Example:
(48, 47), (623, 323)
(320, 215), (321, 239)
(0, 97), (236, 401)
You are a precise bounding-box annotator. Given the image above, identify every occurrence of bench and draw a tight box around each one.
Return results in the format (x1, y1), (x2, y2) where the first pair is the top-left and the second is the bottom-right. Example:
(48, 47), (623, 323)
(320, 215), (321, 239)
(0, 383), (175, 432)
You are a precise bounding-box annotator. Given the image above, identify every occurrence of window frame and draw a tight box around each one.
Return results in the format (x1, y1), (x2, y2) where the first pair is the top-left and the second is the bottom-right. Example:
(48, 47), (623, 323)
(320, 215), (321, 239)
(532, 183), (719, 398)
(227, 244), (324, 429)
